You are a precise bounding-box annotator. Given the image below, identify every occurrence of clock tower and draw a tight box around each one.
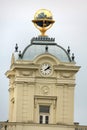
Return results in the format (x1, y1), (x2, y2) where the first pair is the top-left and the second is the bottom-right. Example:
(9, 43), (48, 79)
(5, 9), (80, 130)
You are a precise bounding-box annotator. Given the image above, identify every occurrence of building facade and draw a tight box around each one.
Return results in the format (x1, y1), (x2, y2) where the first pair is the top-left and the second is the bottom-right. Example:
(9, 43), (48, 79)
(0, 9), (87, 130)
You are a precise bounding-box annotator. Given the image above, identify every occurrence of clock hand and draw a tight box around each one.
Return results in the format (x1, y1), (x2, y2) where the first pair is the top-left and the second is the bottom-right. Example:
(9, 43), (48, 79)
(45, 66), (50, 71)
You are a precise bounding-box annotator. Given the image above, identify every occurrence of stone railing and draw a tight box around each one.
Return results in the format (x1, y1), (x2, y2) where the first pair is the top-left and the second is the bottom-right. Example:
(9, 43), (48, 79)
(0, 122), (87, 130)
(75, 126), (87, 130)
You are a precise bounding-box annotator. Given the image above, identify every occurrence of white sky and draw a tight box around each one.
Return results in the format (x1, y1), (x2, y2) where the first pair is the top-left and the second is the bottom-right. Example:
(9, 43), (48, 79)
(0, 0), (87, 125)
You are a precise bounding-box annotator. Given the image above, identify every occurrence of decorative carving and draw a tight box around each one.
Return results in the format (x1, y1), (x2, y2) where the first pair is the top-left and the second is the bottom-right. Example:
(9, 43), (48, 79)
(41, 86), (49, 95)
(8, 87), (14, 92)
(11, 97), (15, 103)
(59, 72), (74, 78)
(19, 71), (33, 76)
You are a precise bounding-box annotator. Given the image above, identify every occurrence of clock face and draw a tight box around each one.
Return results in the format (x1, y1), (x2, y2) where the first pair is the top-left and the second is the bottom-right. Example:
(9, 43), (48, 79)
(40, 63), (52, 75)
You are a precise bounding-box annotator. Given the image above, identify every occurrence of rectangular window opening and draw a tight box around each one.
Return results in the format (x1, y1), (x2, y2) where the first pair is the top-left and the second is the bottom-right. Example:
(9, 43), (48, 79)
(39, 105), (50, 124)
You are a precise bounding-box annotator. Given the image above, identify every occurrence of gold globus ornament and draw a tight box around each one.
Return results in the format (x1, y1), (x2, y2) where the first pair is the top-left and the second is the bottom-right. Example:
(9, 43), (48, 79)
(32, 9), (55, 36)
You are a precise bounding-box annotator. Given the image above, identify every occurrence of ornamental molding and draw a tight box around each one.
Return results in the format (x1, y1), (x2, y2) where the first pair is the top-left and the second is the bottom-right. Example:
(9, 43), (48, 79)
(56, 83), (75, 87)
(14, 81), (36, 85)
(8, 87), (14, 92)
(19, 71), (33, 76)
(59, 72), (74, 78)
(11, 97), (15, 103)
(5, 70), (15, 78)
(34, 95), (57, 109)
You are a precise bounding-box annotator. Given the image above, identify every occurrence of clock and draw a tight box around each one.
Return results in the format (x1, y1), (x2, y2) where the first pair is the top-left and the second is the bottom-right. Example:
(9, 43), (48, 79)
(40, 63), (52, 76)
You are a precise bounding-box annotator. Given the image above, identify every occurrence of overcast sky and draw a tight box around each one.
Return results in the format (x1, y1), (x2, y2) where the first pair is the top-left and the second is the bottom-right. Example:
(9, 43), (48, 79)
(0, 0), (87, 125)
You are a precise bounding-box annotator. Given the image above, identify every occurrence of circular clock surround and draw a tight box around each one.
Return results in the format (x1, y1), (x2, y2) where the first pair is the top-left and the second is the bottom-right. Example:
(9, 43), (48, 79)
(40, 63), (52, 76)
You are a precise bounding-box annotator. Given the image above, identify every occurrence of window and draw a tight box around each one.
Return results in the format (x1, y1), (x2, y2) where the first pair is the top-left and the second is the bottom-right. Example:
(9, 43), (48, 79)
(39, 106), (50, 113)
(39, 106), (50, 124)
(45, 116), (49, 124)
(39, 115), (43, 124)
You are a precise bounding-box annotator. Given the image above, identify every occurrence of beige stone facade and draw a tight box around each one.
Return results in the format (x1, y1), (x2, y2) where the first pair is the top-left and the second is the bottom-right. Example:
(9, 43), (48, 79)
(5, 52), (80, 129)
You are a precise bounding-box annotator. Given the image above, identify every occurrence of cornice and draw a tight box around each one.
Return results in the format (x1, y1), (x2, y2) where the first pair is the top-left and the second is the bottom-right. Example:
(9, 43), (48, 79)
(54, 65), (80, 72)
(14, 81), (36, 85)
(55, 83), (75, 87)
(10, 63), (39, 70)
(34, 95), (57, 100)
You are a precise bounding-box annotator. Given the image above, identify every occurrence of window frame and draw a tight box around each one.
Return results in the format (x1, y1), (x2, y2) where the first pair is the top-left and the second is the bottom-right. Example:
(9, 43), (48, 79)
(39, 105), (50, 124)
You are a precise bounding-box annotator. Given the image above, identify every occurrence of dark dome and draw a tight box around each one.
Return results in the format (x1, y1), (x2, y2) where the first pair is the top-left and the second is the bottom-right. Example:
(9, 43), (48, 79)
(15, 36), (71, 62)
(18, 36), (71, 62)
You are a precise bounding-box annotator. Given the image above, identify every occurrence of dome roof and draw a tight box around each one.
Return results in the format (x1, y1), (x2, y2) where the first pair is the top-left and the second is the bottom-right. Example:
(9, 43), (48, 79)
(16, 36), (71, 62)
